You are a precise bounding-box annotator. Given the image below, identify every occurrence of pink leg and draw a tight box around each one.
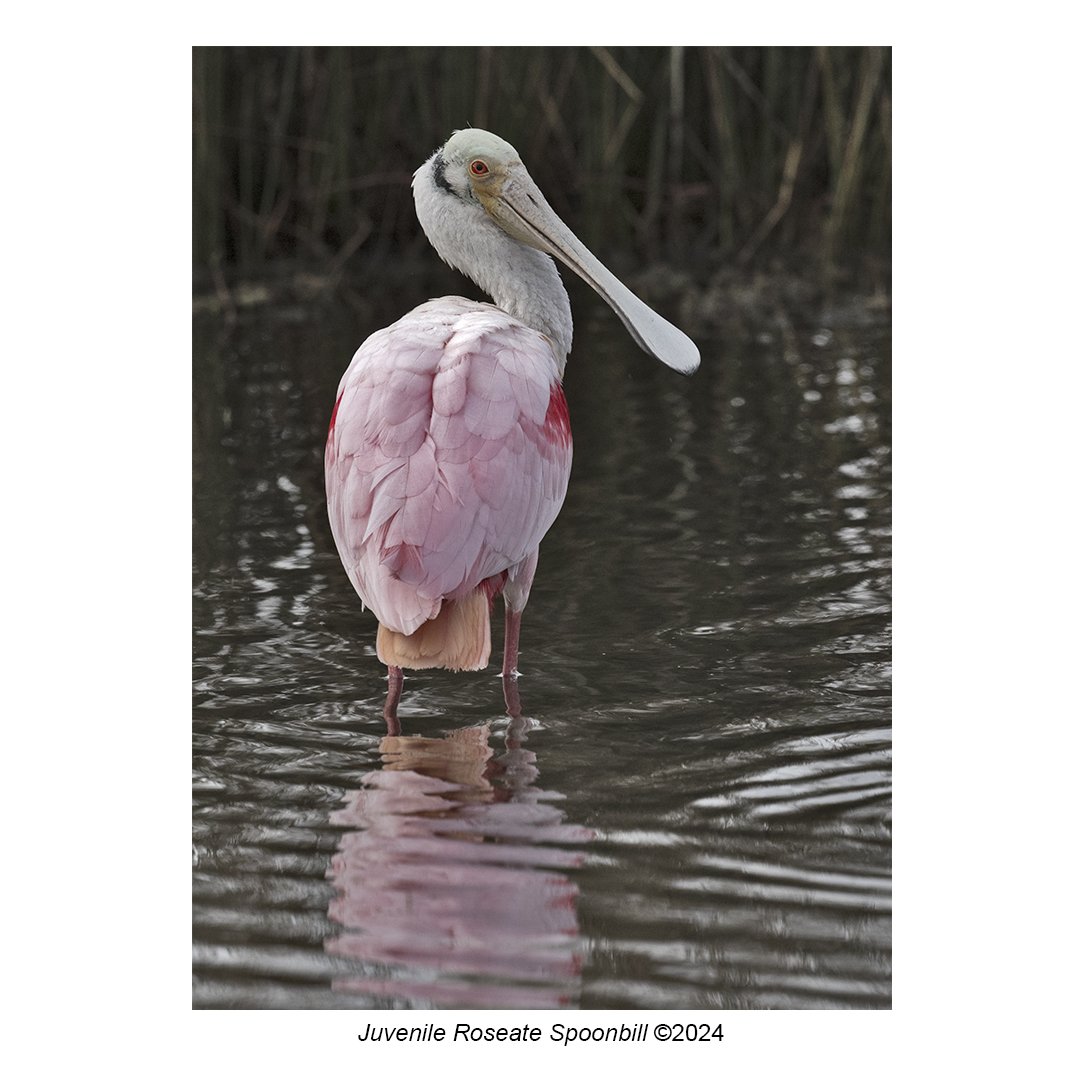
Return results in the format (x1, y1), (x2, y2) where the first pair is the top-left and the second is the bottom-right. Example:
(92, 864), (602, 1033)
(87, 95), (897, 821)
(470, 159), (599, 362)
(502, 551), (538, 718)
(384, 665), (403, 733)
(502, 608), (522, 717)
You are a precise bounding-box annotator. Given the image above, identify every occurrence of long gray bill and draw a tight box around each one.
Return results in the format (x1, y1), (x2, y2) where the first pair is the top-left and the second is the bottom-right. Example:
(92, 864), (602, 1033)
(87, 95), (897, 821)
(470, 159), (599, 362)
(489, 170), (701, 375)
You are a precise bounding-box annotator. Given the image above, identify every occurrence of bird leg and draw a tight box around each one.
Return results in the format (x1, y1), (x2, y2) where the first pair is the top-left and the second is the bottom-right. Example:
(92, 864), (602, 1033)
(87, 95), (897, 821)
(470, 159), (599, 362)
(501, 552), (537, 719)
(501, 608), (522, 717)
(383, 665), (403, 733)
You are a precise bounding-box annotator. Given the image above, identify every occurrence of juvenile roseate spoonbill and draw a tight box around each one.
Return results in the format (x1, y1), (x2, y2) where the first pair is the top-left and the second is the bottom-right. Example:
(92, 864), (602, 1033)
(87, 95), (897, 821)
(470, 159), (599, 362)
(325, 129), (698, 722)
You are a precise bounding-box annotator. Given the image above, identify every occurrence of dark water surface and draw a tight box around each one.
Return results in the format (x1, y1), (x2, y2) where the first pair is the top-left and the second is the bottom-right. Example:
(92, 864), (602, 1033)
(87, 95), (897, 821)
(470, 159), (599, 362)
(193, 278), (891, 1009)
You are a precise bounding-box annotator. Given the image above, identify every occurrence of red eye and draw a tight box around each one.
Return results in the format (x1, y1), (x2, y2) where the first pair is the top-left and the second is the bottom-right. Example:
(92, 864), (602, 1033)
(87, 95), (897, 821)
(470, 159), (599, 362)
(469, 159), (489, 176)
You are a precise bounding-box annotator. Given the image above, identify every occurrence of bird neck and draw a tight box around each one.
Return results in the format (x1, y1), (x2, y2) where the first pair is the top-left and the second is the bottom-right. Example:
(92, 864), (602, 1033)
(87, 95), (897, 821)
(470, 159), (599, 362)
(414, 169), (573, 370)
(476, 247), (573, 371)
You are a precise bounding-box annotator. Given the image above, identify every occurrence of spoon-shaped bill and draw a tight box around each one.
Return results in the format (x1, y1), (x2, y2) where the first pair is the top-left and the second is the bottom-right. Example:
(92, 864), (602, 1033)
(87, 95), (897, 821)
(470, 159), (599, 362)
(481, 170), (700, 375)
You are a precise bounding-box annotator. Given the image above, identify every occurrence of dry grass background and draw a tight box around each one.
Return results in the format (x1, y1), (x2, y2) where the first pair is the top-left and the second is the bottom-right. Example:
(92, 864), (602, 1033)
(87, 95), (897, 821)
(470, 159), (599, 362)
(193, 46), (890, 291)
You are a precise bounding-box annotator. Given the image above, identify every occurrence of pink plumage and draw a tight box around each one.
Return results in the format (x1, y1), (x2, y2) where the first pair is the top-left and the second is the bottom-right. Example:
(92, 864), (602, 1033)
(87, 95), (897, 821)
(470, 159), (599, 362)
(325, 129), (697, 722)
(325, 297), (572, 640)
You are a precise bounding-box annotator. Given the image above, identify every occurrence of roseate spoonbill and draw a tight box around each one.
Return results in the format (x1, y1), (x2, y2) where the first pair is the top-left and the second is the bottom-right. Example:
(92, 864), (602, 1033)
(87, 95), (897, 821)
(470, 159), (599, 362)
(325, 129), (698, 722)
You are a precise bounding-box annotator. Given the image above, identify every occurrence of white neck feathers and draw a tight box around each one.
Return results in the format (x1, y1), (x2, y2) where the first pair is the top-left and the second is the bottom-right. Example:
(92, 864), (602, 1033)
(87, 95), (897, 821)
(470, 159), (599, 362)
(413, 158), (574, 369)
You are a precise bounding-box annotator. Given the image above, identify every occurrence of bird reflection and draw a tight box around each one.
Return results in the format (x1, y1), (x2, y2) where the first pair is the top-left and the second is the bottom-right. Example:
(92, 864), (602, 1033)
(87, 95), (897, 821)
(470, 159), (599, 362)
(325, 716), (591, 1008)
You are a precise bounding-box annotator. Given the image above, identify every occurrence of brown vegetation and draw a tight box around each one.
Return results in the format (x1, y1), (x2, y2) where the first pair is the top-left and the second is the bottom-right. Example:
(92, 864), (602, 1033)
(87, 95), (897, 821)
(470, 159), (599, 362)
(193, 47), (890, 285)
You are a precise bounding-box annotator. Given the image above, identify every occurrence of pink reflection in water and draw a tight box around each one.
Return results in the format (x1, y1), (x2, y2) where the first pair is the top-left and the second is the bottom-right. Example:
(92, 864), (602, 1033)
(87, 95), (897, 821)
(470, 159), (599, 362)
(325, 719), (592, 1008)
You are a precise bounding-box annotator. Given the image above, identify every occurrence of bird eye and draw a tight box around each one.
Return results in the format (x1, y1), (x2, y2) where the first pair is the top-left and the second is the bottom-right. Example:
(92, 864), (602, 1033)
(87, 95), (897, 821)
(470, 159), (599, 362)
(469, 159), (489, 177)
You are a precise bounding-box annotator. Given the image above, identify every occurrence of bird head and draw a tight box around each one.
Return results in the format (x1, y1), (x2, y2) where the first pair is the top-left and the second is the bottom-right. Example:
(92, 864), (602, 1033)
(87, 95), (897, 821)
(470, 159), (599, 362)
(417, 128), (700, 376)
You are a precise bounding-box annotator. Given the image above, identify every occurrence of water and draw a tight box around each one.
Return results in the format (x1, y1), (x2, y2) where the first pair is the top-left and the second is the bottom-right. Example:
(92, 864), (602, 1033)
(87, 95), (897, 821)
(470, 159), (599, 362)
(193, 276), (891, 1009)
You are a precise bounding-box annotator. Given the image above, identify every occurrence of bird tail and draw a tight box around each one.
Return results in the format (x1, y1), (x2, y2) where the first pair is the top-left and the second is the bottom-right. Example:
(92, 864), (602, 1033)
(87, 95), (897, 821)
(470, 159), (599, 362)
(375, 588), (491, 671)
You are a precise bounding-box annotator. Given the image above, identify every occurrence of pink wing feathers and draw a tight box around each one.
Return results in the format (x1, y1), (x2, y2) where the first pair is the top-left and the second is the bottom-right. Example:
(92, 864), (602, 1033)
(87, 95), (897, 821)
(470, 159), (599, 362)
(325, 298), (573, 636)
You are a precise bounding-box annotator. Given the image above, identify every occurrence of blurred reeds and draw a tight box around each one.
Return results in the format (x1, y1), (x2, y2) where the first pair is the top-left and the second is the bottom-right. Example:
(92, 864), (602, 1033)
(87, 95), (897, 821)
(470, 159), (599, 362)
(193, 47), (890, 284)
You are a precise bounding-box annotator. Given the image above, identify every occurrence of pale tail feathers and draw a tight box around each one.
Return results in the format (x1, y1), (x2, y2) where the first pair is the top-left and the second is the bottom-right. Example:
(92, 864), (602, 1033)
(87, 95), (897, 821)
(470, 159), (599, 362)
(375, 588), (491, 671)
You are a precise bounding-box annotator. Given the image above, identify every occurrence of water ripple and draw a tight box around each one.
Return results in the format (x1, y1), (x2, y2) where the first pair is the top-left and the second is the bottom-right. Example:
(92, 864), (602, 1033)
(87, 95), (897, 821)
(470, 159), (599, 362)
(194, 311), (891, 1009)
